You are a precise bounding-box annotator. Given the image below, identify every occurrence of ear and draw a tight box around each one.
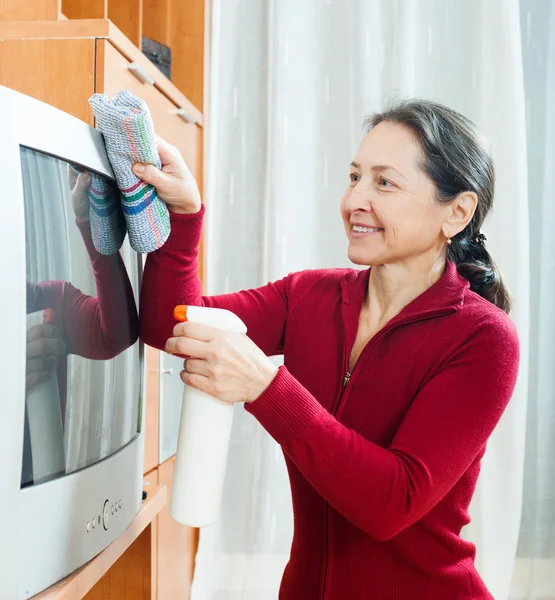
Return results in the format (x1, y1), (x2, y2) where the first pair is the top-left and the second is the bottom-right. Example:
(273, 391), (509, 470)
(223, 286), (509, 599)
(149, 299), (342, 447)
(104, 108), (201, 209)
(442, 192), (477, 238)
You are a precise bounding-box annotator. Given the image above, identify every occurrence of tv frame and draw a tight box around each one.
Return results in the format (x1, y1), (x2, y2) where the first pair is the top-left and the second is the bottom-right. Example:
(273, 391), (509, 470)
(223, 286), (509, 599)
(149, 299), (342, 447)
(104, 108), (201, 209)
(0, 85), (146, 599)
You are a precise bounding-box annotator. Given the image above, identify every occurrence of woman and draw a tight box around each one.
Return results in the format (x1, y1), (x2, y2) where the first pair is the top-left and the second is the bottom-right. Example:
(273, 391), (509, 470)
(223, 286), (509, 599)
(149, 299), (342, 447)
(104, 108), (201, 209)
(137, 99), (519, 600)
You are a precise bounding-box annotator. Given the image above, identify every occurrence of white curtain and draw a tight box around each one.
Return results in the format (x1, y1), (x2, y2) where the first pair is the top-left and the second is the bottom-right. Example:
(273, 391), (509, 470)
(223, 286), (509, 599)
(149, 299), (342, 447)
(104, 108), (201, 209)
(196, 1), (552, 598)
(509, 0), (555, 597)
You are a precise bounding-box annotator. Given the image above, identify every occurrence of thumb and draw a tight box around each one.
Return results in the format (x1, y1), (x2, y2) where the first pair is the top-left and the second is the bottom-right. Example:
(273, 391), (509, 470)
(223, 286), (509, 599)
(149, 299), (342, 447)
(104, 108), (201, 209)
(75, 171), (91, 194)
(132, 161), (187, 206)
(132, 162), (169, 186)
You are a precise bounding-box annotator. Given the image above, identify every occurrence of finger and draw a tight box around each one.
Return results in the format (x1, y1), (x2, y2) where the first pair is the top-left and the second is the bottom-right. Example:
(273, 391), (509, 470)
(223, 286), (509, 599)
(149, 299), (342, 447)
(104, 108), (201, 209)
(131, 162), (177, 194)
(155, 135), (180, 165)
(156, 136), (195, 180)
(183, 358), (209, 377)
(27, 337), (66, 358)
(165, 335), (208, 358)
(26, 371), (52, 390)
(27, 324), (61, 343)
(75, 170), (92, 193)
(26, 357), (58, 374)
(172, 321), (216, 342)
(68, 166), (79, 189)
(180, 370), (212, 395)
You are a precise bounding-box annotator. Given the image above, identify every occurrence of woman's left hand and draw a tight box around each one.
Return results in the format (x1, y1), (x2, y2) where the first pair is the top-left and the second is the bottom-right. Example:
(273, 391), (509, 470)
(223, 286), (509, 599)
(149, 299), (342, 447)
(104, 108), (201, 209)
(165, 322), (279, 404)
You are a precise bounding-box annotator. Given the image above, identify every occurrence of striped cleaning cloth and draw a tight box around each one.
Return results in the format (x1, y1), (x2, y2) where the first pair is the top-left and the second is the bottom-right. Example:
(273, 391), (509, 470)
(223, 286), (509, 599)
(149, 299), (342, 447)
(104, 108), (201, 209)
(88, 89), (171, 254)
(69, 165), (126, 256)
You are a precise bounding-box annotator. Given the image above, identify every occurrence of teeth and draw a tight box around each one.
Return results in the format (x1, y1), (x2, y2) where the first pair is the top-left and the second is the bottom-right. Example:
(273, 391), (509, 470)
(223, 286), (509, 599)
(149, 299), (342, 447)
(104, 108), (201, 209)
(353, 225), (382, 233)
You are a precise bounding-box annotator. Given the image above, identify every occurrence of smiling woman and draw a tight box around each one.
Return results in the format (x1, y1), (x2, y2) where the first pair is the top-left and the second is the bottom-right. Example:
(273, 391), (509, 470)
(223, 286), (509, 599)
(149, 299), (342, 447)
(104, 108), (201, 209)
(352, 101), (510, 313)
(138, 98), (519, 600)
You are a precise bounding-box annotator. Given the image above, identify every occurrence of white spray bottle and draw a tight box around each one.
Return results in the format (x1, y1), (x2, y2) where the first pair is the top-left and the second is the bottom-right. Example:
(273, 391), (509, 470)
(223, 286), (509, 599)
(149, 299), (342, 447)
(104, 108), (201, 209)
(169, 304), (247, 527)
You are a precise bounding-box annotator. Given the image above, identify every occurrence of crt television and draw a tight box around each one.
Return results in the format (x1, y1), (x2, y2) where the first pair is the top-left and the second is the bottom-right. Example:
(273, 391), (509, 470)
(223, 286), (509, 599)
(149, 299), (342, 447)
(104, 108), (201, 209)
(0, 85), (146, 599)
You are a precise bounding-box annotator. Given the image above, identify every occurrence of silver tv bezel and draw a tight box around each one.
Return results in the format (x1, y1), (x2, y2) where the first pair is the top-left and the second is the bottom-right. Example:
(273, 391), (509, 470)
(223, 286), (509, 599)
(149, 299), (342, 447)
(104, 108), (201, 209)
(0, 85), (146, 600)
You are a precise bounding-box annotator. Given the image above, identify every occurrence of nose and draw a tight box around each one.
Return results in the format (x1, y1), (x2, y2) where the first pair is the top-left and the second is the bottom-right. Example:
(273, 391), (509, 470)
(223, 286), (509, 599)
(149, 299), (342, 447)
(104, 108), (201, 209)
(344, 182), (374, 215)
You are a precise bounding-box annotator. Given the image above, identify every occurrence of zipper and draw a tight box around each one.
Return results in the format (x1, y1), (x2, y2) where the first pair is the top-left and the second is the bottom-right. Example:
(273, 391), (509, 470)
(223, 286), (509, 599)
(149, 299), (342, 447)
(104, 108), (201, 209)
(322, 363), (351, 599)
(340, 307), (457, 393)
(320, 305), (456, 599)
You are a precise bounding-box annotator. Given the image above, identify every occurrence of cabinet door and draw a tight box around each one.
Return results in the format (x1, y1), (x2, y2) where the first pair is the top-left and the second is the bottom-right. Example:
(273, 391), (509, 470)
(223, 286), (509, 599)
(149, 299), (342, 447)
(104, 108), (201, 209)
(96, 39), (201, 180)
(96, 38), (205, 282)
(159, 352), (186, 463)
(158, 458), (199, 600)
(0, 38), (95, 124)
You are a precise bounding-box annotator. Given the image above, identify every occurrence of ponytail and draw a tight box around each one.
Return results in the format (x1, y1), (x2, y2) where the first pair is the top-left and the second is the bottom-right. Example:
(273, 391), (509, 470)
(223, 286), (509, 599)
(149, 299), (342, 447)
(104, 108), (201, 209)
(447, 233), (511, 314)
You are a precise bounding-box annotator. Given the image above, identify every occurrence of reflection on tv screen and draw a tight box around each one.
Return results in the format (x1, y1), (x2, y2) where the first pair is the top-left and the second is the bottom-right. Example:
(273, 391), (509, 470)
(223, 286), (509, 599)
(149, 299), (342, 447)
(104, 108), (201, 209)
(21, 147), (141, 488)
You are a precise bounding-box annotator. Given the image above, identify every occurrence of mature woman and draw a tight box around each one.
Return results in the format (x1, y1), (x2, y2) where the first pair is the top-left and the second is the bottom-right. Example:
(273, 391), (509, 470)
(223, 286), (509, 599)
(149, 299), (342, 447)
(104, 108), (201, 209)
(137, 99), (519, 600)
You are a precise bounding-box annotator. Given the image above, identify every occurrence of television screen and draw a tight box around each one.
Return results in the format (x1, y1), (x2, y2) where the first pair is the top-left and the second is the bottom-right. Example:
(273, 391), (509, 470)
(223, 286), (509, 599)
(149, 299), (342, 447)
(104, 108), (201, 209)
(21, 147), (141, 489)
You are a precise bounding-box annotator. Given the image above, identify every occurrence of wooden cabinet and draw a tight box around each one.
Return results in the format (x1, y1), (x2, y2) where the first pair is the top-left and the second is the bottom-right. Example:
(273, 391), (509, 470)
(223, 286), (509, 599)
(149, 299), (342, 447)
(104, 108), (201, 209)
(34, 485), (166, 600)
(0, 37), (96, 124)
(158, 458), (199, 600)
(98, 39), (202, 179)
(0, 4), (206, 598)
(143, 470), (160, 600)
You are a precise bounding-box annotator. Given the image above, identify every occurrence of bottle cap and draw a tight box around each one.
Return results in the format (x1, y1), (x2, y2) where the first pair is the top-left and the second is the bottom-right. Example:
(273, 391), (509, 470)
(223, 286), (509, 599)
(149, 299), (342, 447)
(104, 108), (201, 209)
(174, 305), (188, 322)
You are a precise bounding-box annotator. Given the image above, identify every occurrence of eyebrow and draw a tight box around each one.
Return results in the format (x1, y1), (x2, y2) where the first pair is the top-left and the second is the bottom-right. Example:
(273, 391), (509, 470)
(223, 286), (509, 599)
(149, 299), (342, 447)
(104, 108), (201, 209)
(350, 161), (406, 181)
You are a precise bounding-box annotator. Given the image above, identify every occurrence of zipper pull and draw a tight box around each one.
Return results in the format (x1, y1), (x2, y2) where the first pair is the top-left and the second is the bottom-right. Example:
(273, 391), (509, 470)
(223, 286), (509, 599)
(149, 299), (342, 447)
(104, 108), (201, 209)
(343, 372), (352, 388)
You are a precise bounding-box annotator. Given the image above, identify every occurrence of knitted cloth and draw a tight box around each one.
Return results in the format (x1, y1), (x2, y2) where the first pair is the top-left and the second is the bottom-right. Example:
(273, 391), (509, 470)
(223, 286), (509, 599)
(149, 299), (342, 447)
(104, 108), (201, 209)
(70, 165), (126, 255)
(88, 90), (171, 254)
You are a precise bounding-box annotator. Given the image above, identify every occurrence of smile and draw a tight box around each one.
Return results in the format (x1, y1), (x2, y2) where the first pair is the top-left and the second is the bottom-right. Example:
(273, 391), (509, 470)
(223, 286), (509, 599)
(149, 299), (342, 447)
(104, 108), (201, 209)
(351, 225), (384, 238)
(352, 225), (383, 233)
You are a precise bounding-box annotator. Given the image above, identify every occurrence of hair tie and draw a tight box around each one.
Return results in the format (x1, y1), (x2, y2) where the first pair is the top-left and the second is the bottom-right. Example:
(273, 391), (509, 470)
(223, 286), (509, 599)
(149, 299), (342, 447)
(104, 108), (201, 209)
(472, 233), (487, 245)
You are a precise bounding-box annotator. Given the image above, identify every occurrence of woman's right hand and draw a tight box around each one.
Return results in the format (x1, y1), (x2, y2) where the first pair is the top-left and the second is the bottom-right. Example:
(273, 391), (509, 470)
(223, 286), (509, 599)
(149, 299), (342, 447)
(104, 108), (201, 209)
(132, 135), (201, 215)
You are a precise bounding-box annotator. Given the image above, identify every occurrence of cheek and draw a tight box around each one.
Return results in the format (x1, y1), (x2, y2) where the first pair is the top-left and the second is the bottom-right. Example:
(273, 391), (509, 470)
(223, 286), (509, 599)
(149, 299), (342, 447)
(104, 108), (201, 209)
(394, 201), (443, 246)
(371, 195), (427, 247)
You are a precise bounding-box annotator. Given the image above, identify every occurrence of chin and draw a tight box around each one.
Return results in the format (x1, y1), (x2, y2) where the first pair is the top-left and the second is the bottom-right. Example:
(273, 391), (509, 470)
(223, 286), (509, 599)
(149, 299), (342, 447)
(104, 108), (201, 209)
(347, 248), (384, 267)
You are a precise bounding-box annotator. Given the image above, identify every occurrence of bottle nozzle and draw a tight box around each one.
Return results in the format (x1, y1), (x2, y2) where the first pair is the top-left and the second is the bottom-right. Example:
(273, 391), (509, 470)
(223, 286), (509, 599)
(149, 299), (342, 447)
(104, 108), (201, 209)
(174, 305), (188, 322)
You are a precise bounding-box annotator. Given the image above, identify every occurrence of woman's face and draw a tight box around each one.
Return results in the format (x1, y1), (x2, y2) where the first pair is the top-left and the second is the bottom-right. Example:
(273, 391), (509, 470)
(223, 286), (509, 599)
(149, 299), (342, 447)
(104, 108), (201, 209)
(341, 121), (454, 267)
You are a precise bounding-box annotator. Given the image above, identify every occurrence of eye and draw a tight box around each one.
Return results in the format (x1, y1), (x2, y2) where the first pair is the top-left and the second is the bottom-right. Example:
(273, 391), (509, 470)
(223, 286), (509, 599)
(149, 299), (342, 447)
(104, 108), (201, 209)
(349, 173), (360, 185)
(377, 177), (394, 188)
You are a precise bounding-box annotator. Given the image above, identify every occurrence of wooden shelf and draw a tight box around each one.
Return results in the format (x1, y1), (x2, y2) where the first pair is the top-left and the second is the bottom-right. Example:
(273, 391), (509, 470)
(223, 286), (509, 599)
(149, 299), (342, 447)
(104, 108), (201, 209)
(142, 0), (170, 46)
(108, 0), (142, 47)
(61, 0), (106, 20)
(33, 485), (166, 600)
(0, 0), (61, 21)
(55, 0), (205, 111)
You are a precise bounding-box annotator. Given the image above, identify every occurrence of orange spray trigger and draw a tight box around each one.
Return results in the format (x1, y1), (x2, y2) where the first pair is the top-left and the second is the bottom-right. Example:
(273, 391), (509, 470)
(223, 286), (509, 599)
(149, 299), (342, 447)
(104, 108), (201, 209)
(174, 306), (189, 322)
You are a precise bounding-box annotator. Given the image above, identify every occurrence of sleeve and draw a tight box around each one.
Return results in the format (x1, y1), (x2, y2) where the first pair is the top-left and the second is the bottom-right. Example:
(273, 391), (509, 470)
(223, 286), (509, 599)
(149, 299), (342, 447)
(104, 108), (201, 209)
(61, 218), (139, 359)
(139, 205), (289, 355)
(245, 318), (520, 540)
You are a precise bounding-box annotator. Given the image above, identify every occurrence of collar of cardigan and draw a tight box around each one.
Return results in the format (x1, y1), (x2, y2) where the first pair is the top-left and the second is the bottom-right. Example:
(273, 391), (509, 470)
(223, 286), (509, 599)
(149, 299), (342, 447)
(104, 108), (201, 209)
(340, 260), (469, 320)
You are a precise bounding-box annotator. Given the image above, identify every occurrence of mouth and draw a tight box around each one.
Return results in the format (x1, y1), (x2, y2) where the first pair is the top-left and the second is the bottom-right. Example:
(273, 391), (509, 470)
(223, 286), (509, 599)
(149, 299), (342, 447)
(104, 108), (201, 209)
(350, 224), (384, 238)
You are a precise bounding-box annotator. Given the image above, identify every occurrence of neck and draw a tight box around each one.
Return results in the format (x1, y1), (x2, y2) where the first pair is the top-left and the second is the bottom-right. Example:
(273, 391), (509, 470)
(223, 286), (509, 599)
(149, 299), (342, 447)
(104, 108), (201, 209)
(366, 251), (447, 323)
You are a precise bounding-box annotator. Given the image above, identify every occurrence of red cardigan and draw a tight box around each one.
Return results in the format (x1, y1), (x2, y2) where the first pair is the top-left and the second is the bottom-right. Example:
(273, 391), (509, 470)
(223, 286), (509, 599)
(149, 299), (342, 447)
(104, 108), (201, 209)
(140, 206), (519, 600)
